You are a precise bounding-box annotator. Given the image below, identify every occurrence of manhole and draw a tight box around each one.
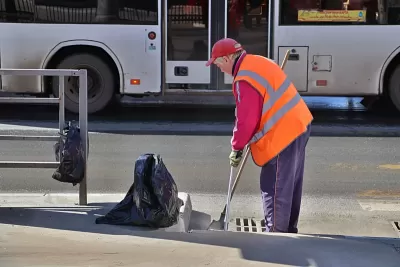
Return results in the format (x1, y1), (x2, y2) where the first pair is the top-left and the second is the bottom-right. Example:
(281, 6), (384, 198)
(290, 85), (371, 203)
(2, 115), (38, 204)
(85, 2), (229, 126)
(391, 221), (400, 237)
(231, 217), (266, 232)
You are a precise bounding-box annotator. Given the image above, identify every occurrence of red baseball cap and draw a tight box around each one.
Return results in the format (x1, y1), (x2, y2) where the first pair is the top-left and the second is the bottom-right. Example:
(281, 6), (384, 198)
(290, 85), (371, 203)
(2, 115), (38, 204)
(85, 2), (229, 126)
(205, 38), (243, 66)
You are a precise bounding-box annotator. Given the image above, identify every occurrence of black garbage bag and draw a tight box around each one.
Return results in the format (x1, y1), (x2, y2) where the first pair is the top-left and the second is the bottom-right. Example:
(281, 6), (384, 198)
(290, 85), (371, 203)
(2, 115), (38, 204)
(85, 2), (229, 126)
(95, 183), (148, 226)
(52, 121), (86, 186)
(95, 153), (183, 228)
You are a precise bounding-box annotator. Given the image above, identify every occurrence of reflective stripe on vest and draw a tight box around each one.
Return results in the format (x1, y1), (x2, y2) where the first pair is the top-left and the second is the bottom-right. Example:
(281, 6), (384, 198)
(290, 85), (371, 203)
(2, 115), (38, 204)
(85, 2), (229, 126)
(236, 70), (301, 144)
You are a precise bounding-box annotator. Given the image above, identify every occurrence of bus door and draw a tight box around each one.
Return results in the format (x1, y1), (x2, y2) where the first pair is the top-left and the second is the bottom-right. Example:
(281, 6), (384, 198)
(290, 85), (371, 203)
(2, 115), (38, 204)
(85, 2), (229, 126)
(165, 0), (212, 90)
(223, 0), (271, 86)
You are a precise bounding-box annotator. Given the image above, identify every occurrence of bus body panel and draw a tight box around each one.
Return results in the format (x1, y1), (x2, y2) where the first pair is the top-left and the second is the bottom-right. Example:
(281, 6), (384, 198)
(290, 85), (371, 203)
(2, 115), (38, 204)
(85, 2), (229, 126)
(41, 39), (126, 93)
(0, 23), (161, 95)
(274, 26), (399, 96)
(273, 0), (400, 98)
(2, 0), (400, 113)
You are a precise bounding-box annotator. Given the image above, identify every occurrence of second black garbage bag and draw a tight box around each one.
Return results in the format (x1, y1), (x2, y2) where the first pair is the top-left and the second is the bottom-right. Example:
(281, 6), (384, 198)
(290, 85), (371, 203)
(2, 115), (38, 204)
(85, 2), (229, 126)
(95, 153), (183, 228)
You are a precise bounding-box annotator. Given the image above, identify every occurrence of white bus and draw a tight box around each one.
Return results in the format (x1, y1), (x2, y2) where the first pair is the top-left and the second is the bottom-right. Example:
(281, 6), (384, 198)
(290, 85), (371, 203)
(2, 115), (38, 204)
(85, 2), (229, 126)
(0, 0), (399, 114)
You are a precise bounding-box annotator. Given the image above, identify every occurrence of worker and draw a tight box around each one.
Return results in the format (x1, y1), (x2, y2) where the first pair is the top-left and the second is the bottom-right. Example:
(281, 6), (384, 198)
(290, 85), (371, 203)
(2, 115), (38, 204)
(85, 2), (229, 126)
(206, 38), (313, 233)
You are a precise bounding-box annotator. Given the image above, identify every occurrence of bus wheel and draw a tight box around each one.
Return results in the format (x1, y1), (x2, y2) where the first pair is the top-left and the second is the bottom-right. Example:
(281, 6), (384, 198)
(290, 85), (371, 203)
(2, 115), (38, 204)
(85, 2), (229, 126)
(388, 64), (400, 113)
(52, 53), (115, 114)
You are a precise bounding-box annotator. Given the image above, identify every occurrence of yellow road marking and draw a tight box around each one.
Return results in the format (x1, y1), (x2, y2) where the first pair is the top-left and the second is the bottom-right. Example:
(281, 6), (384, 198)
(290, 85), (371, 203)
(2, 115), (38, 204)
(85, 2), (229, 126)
(329, 163), (400, 171)
(357, 189), (400, 198)
(378, 164), (400, 170)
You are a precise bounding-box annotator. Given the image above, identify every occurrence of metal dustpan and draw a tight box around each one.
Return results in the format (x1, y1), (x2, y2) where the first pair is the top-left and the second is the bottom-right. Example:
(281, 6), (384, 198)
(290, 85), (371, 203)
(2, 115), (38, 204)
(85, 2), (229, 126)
(207, 147), (250, 231)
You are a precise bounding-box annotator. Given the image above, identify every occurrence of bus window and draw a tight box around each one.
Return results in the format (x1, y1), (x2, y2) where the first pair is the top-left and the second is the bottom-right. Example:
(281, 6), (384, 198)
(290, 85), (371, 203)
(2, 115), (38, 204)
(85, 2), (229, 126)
(0, 0), (35, 22)
(280, 0), (319, 25)
(165, 0), (212, 89)
(167, 0), (209, 61)
(226, 0), (268, 57)
(0, 0), (158, 25)
(279, 0), (389, 25)
(387, 0), (400, 25)
(118, 1), (158, 25)
(223, 0), (268, 86)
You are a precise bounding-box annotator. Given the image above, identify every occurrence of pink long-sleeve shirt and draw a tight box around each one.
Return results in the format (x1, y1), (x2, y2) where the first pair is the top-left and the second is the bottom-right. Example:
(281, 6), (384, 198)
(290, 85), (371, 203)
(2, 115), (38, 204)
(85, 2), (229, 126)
(231, 52), (263, 151)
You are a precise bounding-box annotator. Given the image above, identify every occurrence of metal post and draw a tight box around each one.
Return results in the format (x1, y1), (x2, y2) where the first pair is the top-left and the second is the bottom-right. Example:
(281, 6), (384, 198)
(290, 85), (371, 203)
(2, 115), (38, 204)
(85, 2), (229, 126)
(78, 70), (88, 205)
(58, 75), (65, 160)
(0, 68), (88, 206)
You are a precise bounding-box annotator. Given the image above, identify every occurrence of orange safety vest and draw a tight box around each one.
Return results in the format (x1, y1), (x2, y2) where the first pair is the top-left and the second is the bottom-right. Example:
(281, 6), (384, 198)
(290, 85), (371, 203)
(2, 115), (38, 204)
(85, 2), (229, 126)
(233, 54), (313, 167)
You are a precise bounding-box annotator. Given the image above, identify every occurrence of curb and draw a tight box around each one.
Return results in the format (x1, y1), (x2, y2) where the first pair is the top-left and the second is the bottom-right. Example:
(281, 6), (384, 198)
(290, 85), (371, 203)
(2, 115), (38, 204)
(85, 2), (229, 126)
(165, 192), (192, 233)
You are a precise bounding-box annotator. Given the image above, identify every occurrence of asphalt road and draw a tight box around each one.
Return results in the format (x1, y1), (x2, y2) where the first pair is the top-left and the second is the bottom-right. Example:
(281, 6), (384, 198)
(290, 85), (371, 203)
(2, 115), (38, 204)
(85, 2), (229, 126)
(0, 122), (400, 238)
(1, 130), (399, 196)
(0, 97), (400, 238)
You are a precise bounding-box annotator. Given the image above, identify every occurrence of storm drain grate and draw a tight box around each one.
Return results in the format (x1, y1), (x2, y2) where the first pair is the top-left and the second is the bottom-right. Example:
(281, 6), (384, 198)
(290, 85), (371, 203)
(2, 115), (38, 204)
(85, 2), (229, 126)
(391, 221), (400, 237)
(232, 218), (266, 233)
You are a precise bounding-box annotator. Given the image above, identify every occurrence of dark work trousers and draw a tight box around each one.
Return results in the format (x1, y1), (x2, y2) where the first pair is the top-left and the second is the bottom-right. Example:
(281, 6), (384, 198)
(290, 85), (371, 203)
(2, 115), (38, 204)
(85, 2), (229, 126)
(260, 124), (311, 233)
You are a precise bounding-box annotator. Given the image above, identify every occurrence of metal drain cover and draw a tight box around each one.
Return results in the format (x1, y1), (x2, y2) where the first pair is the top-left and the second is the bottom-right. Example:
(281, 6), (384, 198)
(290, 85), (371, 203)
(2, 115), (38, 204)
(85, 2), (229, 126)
(230, 217), (266, 232)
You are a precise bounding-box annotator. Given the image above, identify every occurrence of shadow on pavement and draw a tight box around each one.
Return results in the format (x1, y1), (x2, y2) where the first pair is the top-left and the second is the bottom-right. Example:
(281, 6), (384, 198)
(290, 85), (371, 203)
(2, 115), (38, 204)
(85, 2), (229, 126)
(0, 204), (399, 266)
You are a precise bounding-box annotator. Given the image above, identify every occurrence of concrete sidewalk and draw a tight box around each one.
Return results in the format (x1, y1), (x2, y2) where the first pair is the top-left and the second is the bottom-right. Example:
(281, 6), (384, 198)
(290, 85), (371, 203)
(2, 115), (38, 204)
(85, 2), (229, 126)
(1, 223), (399, 267)
(0, 194), (399, 266)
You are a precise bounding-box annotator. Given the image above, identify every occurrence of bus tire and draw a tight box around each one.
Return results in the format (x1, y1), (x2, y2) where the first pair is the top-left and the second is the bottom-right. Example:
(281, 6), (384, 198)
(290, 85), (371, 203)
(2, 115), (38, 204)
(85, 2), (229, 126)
(52, 53), (115, 114)
(388, 64), (400, 113)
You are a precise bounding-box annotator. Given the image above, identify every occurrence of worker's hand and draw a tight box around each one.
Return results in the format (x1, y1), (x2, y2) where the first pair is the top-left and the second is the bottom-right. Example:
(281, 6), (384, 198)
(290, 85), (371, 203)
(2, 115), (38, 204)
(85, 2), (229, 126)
(229, 150), (243, 167)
